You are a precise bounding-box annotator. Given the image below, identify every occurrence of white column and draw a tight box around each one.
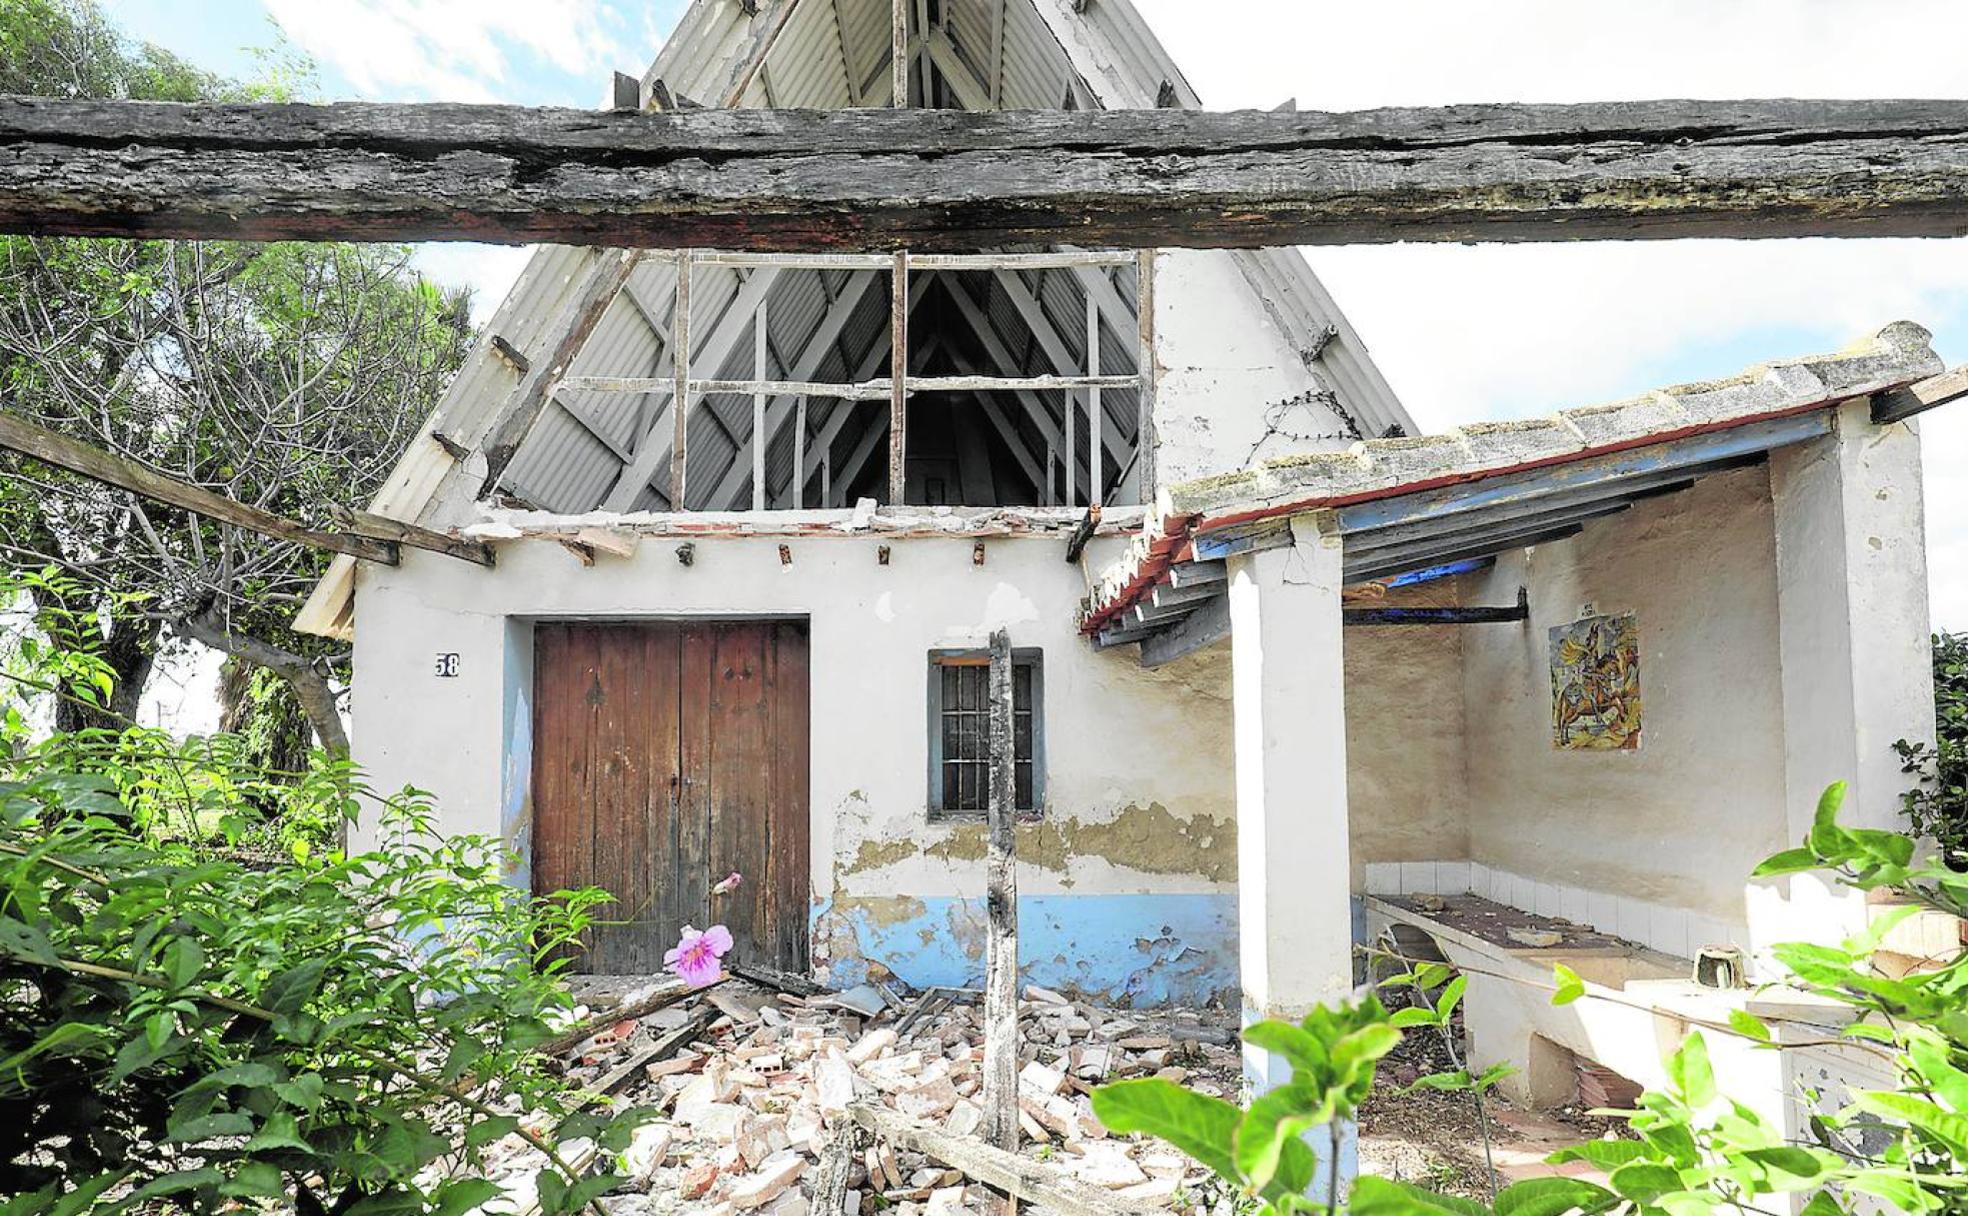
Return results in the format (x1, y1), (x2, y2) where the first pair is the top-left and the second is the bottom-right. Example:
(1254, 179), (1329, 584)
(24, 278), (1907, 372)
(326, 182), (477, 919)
(1765, 400), (1936, 953)
(1229, 513), (1356, 1182)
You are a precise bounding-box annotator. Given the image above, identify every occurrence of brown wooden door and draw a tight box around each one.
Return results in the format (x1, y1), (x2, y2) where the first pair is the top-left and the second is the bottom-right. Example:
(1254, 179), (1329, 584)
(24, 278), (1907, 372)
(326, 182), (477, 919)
(532, 620), (810, 974)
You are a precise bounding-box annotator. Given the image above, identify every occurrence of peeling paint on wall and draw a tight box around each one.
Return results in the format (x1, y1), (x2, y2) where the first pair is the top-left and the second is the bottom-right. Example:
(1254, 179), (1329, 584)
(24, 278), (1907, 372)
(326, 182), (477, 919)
(814, 892), (1238, 1007)
(919, 804), (1236, 884)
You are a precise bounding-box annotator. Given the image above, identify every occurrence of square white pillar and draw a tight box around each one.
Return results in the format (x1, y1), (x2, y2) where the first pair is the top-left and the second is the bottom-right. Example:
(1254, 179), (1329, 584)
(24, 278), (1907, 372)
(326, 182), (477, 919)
(1766, 401), (1937, 952)
(1229, 514), (1357, 1181)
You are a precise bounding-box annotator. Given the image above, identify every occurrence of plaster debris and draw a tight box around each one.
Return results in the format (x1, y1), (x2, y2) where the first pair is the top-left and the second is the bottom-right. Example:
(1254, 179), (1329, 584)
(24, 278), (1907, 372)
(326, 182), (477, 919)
(469, 976), (1241, 1215)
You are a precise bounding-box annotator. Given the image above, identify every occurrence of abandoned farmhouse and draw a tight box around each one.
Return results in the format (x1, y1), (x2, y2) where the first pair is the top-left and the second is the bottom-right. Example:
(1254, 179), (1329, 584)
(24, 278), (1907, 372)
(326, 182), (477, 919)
(279, 0), (1952, 1167)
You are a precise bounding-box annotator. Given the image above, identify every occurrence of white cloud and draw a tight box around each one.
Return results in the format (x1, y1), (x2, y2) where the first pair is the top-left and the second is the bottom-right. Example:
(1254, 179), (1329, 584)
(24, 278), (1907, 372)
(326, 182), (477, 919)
(1132, 0), (1968, 628)
(411, 242), (533, 324)
(261, 0), (627, 102)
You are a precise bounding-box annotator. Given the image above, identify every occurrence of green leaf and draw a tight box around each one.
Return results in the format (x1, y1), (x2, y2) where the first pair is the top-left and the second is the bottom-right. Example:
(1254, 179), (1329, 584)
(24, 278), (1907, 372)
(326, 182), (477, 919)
(1751, 848), (1821, 878)
(430, 1180), (503, 1216)
(1494, 1176), (1617, 1216)
(466, 1115), (521, 1148)
(1329, 1023), (1402, 1084)
(1666, 1033), (1716, 1109)
(244, 1110), (313, 1153)
(1241, 1021), (1327, 1077)
(165, 1110), (254, 1144)
(1551, 963), (1585, 1006)
(1389, 1006), (1439, 1029)
(1089, 1079), (1243, 1185)
(1908, 1038), (1968, 1114)
(1608, 1161), (1683, 1203)
(1350, 1177), (1493, 1216)
(1743, 1146), (1828, 1180)
(163, 935), (204, 988)
(261, 958), (328, 1015)
(1549, 1140), (1650, 1170)
(1726, 1009), (1771, 1043)
(0, 915), (58, 966)
(220, 1161), (285, 1198)
(1436, 976), (1468, 1023)
(1853, 1090), (1968, 1155)
(1797, 1194), (1843, 1216)
(1234, 1082), (1333, 1191)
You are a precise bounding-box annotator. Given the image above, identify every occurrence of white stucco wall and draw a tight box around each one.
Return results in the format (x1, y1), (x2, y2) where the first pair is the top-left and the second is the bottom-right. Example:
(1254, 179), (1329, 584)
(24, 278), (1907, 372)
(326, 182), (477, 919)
(1150, 250), (1355, 490)
(349, 532), (1243, 1001)
(1345, 617), (1472, 889)
(1456, 466), (1793, 929)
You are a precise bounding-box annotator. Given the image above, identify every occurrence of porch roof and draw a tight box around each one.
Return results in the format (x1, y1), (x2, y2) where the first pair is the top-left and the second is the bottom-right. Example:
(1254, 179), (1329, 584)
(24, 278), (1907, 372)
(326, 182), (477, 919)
(1083, 321), (1957, 660)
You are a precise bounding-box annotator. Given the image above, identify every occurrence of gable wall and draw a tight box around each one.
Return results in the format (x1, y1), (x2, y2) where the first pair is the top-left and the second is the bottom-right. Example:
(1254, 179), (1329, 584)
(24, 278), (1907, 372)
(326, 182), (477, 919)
(1150, 250), (1358, 490)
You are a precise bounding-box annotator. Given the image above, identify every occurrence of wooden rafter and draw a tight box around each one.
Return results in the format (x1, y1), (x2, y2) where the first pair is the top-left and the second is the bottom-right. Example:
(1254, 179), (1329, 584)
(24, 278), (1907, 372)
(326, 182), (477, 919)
(13, 99), (1968, 249)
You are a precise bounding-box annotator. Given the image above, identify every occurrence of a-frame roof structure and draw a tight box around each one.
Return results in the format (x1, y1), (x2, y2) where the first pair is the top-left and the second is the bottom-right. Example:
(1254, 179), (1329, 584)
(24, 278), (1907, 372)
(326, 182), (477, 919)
(297, 0), (1413, 639)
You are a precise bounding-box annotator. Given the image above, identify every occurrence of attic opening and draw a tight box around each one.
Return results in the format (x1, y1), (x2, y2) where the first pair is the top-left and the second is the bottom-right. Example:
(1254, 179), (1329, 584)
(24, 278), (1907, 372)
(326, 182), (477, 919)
(495, 253), (1150, 515)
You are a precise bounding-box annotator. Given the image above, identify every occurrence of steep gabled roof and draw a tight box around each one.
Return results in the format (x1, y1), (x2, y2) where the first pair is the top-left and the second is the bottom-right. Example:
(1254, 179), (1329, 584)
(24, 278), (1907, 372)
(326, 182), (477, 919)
(297, 0), (1412, 639)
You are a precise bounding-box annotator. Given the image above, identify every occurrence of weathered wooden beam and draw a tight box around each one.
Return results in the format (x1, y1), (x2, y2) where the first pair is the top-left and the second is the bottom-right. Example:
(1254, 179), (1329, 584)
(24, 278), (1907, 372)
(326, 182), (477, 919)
(15, 99), (1968, 249)
(888, 253), (910, 504)
(1872, 365), (1968, 425)
(478, 248), (642, 495)
(848, 1105), (1139, 1216)
(1344, 589), (1530, 627)
(1138, 593), (1230, 668)
(0, 410), (495, 568)
(981, 628), (1019, 1156)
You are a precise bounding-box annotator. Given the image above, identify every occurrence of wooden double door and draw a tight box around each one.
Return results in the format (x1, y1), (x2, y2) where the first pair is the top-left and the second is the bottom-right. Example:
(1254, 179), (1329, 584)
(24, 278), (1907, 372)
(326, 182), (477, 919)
(532, 620), (810, 974)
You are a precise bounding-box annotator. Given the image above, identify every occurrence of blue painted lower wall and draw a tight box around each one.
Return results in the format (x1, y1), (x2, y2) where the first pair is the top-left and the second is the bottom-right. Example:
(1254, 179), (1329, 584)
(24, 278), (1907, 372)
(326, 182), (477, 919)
(816, 893), (1239, 1007)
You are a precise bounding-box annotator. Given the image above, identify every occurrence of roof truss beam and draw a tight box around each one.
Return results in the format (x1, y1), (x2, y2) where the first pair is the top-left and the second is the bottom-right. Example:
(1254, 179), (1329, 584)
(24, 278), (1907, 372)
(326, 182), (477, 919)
(596, 263), (785, 511)
(15, 99), (1968, 249)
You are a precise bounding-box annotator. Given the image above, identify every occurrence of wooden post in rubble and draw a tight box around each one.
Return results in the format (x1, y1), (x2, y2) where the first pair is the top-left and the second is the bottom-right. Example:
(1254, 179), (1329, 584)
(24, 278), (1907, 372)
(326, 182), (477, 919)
(980, 627), (1020, 1164)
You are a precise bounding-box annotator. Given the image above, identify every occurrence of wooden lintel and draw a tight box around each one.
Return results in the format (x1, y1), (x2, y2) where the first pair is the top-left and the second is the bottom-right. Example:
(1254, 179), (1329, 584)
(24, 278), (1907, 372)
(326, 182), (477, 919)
(15, 99), (1968, 249)
(1872, 365), (1968, 425)
(0, 410), (407, 567)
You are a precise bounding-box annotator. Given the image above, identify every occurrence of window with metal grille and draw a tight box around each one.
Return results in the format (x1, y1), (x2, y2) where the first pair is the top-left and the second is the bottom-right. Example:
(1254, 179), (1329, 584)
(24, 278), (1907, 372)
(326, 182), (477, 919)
(927, 649), (1042, 817)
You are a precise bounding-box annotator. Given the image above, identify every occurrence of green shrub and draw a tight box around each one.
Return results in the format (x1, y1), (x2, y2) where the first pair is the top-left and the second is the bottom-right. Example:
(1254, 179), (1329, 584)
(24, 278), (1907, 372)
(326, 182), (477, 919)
(1896, 630), (1968, 865)
(0, 570), (641, 1213)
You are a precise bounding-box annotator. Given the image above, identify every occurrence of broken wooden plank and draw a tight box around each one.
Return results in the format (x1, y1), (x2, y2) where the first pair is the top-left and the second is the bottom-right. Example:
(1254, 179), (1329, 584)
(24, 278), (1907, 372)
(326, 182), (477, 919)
(981, 627), (1020, 1156)
(1872, 364), (1968, 425)
(14, 99), (1968, 249)
(848, 1104), (1143, 1216)
(586, 1007), (716, 1099)
(728, 961), (827, 997)
(535, 977), (707, 1058)
(0, 410), (405, 567)
(814, 1123), (871, 1216)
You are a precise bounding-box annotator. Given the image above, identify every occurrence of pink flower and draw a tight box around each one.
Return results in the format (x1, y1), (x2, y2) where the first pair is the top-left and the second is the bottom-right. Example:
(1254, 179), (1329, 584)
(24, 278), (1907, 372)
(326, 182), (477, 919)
(712, 871), (743, 896)
(665, 924), (734, 989)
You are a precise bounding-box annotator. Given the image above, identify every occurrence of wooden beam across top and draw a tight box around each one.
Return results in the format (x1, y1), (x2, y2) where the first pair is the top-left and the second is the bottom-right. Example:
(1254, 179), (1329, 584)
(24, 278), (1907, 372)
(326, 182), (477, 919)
(0, 411), (494, 568)
(11, 98), (1968, 250)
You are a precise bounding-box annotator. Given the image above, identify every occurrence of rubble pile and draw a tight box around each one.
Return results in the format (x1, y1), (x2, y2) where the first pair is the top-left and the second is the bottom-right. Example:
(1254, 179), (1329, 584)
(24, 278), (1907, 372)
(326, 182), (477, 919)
(482, 978), (1241, 1216)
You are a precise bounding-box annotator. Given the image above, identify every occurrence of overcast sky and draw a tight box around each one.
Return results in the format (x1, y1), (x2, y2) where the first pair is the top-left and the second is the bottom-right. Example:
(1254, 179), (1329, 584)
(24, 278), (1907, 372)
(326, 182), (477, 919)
(102, 0), (1968, 636)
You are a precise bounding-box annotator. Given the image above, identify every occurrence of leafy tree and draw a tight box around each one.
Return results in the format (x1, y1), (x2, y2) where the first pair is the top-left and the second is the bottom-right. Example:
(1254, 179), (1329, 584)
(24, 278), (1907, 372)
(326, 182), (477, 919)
(0, 0), (472, 752)
(1896, 631), (1968, 867)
